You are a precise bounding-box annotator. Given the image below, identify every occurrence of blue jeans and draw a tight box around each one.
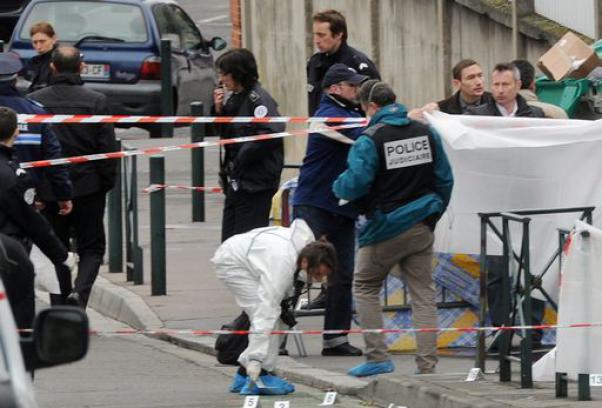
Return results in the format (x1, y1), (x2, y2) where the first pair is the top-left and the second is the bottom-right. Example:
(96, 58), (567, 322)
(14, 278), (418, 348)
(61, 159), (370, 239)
(293, 205), (355, 347)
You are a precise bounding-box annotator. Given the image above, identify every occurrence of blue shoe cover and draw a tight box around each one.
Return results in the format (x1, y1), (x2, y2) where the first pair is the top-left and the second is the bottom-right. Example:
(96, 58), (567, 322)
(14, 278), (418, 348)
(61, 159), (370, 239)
(347, 360), (395, 377)
(229, 373), (247, 393)
(239, 374), (295, 395)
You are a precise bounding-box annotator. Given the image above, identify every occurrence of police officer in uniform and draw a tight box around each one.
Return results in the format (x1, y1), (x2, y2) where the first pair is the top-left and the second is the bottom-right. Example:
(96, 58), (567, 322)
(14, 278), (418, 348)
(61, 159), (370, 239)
(334, 81), (454, 377)
(307, 9), (380, 116)
(212, 48), (284, 242)
(0, 52), (73, 305)
(0, 106), (74, 330)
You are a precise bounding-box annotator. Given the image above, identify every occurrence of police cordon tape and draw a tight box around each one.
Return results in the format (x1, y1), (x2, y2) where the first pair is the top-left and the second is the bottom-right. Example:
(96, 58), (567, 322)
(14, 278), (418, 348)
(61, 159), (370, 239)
(143, 184), (223, 194)
(17, 321), (602, 336)
(19, 123), (363, 169)
(17, 114), (368, 125)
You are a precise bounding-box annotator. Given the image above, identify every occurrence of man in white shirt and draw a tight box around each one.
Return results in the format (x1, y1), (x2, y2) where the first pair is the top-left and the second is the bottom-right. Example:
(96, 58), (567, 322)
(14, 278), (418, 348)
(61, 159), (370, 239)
(466, 63), (544, 118)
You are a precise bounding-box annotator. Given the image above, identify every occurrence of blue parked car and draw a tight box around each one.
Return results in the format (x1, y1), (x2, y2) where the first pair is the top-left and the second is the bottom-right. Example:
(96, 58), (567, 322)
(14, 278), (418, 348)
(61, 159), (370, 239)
(9, 0), (226, 137)
(0, 1), (31, 42)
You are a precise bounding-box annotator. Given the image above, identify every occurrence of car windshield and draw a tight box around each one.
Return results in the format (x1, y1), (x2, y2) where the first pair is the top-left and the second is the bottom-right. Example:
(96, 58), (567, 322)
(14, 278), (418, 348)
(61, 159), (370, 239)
(19, 1), (147, 43)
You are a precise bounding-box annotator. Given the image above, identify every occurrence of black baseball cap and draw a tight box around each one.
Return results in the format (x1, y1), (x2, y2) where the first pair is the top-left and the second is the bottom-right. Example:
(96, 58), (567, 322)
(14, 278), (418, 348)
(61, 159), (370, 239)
(322, 63), (368, 89)
(0, 52), (23, 82)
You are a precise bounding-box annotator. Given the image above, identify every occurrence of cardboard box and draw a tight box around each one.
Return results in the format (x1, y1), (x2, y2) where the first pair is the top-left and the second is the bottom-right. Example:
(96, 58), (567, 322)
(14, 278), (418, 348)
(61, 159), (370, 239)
(538, 31), (601, 81)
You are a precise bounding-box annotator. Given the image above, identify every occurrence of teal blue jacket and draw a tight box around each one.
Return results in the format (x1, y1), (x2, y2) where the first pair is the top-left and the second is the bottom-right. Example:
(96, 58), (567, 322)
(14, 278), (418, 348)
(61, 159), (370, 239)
(333, 103), (454, 247)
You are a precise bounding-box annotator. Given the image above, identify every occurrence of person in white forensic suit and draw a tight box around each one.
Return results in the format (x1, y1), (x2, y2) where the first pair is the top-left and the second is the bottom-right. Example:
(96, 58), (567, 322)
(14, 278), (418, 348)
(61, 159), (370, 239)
(212, 218), (336, 396)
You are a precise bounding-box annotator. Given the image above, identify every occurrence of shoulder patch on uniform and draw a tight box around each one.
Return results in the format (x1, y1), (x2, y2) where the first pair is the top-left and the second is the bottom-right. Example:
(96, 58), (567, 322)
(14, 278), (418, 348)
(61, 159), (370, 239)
(249, 91), (260, 103)
(23, 188), (35, 205)
(254, 105), (268, 118)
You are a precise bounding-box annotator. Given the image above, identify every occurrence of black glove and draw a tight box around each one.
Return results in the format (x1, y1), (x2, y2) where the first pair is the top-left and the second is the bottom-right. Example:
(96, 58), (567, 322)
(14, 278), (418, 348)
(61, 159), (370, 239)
(279, 306), (297, 328)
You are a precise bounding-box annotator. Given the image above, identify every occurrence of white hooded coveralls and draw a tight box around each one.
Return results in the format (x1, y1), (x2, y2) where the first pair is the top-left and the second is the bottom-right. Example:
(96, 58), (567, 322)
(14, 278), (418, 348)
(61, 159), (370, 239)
(212, 219), (315, 371)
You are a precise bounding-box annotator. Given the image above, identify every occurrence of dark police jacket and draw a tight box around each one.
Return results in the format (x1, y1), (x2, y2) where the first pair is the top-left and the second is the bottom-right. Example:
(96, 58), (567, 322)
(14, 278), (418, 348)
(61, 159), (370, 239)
(30, 74), (117, 197)
(0, 144), (67, 264)
(307, 42), (380, 116)
(437, 91), (495, 114)
(27, 45), (57, 94)
(0, 82), (72, 202)
(213, 82), (284, 193)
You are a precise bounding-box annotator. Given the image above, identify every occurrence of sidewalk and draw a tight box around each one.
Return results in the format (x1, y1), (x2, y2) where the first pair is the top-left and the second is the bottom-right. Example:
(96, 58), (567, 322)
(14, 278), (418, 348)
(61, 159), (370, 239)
(43, 133), (602, 407)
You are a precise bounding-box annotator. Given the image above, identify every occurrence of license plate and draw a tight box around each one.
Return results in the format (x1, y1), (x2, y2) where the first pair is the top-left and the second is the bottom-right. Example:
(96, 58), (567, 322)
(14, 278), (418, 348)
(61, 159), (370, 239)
(81, 63), (110, 79)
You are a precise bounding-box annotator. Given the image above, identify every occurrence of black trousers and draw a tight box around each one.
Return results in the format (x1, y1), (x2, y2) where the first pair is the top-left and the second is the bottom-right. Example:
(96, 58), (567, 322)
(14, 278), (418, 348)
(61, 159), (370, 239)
(0, 233), (35, 330)
(293, 205), (355, 347)
(43, 192), (107, 308)
(221, 188), (276, 242)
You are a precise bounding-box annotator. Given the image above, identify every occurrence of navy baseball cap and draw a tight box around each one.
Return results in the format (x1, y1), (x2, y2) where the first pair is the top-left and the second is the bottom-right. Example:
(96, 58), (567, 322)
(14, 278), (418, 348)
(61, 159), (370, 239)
(0, 52), (23, 82)
(322, 63), (368, 88)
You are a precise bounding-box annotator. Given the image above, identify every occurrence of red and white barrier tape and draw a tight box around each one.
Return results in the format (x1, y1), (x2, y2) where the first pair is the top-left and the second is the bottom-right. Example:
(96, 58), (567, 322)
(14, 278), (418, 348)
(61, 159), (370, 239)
(143, 184), (223, 194)
(19, 123), (362, 169)
(17, 114), (368, 125)
(18, 321), (602, 336)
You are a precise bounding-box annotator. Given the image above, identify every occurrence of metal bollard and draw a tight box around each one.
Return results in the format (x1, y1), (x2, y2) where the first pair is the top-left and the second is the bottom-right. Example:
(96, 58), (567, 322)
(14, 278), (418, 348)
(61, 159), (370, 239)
(131, 155), (143, 285)
(160, 39), (174, 138)
(150, 155), (166, 295)
(108, 139), (123, 272)
(190, 101), (205, 222)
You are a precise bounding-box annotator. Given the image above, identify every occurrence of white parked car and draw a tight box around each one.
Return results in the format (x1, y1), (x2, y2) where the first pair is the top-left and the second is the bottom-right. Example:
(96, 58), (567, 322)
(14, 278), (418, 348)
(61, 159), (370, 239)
(0, 277), (89, 407)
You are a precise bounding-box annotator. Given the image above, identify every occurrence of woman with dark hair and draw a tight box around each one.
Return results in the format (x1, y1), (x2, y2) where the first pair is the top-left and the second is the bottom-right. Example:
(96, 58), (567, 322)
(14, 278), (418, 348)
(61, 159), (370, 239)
(27, 21), (59, 93)
(212, 48), (284, 242)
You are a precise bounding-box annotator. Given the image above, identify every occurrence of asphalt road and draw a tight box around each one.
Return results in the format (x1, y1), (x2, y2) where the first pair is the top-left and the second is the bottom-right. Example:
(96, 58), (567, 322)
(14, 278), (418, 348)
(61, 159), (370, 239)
(32, 300), (368, 408)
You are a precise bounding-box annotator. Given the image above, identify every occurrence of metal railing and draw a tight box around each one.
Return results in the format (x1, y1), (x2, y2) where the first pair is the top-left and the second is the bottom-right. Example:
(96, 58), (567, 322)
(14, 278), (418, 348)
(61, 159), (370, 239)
(476, 206), (594, 389)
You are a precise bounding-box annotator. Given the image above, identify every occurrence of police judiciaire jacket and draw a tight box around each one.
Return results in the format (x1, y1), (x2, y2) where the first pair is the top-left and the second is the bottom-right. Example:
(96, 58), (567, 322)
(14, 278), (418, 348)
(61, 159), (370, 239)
(0, 144), (67, 264)
(333, 103), (454, 247)
(211, 219), (315, 370)
(30, 73), (118, 197)
(213, 82), (284, 193)
(307, 42), (380, 116)
(0, 82), (72, 202)
(293, 93), (364, 219)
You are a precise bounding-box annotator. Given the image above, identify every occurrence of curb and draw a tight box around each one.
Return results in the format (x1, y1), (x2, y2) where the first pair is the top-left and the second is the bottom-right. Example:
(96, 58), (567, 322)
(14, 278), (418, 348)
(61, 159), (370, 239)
(88, 275), (163, 330)
(89, 276), (515, 408)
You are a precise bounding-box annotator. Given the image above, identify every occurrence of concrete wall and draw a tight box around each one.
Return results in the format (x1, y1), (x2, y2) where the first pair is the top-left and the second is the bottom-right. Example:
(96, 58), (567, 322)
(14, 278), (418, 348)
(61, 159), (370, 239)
(240, 0), (558, 163)
(379, 0), (443, 107)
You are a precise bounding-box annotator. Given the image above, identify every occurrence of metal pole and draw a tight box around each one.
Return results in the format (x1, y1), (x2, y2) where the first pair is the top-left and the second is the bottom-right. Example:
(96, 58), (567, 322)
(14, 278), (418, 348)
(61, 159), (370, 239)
(190, 102), (206, 222)
(131, 155), (143, 285)
(150, 155), (166, 296)
(108, 139), (123, 272)
(160, 39), (174, 138)
(520, 220), (533, 388)
(124, 155), (133, 281)
(476, 215), (487, 371)
(499, 217), (512, 382)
